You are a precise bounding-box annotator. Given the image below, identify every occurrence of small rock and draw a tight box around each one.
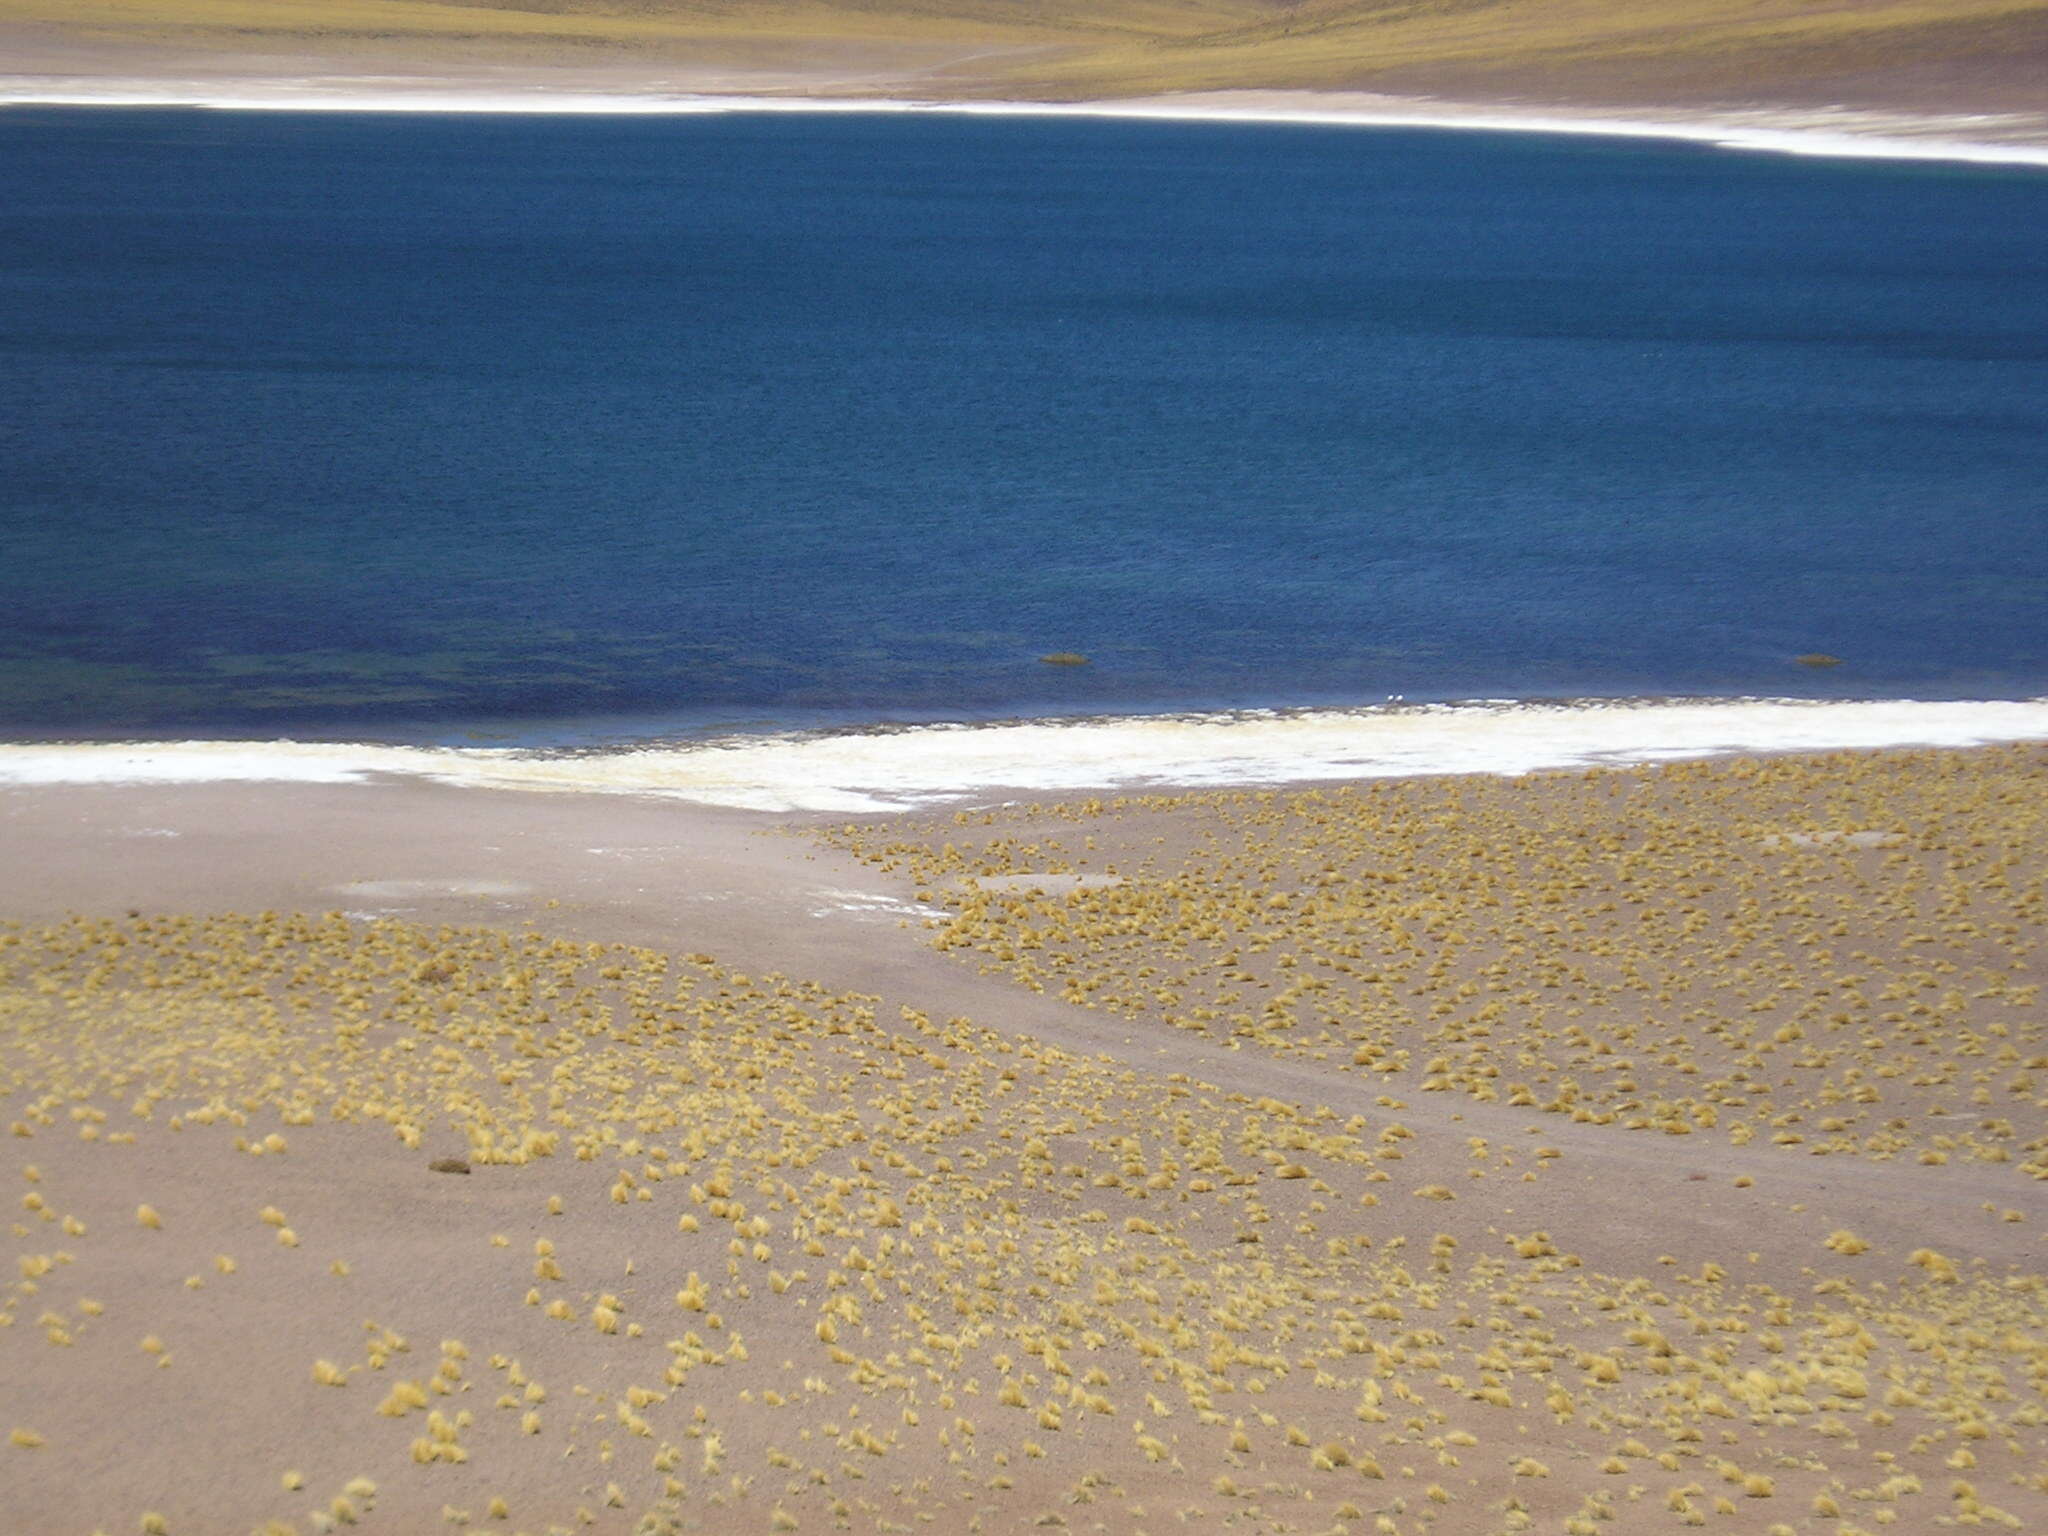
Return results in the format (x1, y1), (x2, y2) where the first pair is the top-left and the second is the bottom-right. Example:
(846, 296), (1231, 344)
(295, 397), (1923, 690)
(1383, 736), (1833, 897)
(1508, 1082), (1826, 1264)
(429, 1157), (471, 1175)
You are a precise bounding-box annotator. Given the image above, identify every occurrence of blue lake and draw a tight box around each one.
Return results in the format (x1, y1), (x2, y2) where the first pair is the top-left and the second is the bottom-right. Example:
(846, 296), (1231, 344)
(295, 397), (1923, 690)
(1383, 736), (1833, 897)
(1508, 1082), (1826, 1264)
(2, 107), (2045, 742)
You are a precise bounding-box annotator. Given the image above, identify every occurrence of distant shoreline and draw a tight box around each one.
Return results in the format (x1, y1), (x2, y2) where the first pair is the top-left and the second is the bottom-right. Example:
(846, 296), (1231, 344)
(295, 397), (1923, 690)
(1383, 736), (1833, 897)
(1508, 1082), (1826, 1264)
(4, 77), (2047, 168)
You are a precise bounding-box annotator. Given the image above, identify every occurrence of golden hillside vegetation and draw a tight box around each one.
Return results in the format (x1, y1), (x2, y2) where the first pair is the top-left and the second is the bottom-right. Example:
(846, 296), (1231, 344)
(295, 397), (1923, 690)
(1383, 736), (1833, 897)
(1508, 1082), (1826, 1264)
(6, 0), (2046, 107)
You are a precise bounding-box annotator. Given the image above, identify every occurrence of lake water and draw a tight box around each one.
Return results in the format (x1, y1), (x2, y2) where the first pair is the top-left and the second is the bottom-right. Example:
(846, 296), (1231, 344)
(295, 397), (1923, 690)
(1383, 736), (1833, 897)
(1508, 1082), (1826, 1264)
(2, 107), (2045, 750)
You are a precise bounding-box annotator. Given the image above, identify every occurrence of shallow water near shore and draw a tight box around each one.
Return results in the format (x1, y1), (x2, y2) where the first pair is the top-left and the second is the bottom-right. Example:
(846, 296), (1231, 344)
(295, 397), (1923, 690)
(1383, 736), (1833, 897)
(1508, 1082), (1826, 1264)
(3, 108), (2047, 744)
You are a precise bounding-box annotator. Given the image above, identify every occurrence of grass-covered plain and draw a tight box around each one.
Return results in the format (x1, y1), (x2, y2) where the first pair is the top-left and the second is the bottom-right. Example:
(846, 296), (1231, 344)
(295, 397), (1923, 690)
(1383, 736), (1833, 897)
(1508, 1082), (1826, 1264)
(4, 746), (2046, 1533)
(833, 746), (2048, 1179)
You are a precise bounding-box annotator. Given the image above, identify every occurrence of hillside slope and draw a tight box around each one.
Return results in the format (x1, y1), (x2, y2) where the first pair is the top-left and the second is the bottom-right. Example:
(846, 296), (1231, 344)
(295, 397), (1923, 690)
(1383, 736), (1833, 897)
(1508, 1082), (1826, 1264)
(3, 0), (2045, 111)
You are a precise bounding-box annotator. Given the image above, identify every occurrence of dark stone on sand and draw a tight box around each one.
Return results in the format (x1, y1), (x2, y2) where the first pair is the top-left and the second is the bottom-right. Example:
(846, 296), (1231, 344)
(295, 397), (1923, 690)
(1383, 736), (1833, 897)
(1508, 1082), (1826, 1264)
(429, 1157), (471, 1175)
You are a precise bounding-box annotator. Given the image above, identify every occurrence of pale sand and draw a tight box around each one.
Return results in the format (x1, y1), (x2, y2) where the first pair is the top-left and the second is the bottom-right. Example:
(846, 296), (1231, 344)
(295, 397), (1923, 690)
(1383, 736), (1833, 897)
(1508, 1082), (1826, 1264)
(4, 744), (2045, 1532)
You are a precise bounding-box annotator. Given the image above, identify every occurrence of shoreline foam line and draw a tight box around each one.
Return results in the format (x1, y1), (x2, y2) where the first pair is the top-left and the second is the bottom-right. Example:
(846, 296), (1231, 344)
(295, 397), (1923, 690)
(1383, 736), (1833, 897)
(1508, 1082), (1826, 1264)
(1, 84), (2045, 169)
(0, 697), (2043, 814)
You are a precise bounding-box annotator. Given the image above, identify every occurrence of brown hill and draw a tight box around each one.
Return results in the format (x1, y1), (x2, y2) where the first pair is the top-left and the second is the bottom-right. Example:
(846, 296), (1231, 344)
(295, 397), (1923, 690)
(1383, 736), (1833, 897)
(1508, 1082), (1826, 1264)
(3, 0), (2045, 112)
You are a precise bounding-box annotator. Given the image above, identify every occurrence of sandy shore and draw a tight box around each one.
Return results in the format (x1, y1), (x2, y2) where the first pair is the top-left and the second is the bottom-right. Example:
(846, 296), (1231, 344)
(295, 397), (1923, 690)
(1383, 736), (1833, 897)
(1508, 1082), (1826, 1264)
(5, 697), (2048, 812)
(4, 740), (2045, 1533)
(3, 62), (2047, 167)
